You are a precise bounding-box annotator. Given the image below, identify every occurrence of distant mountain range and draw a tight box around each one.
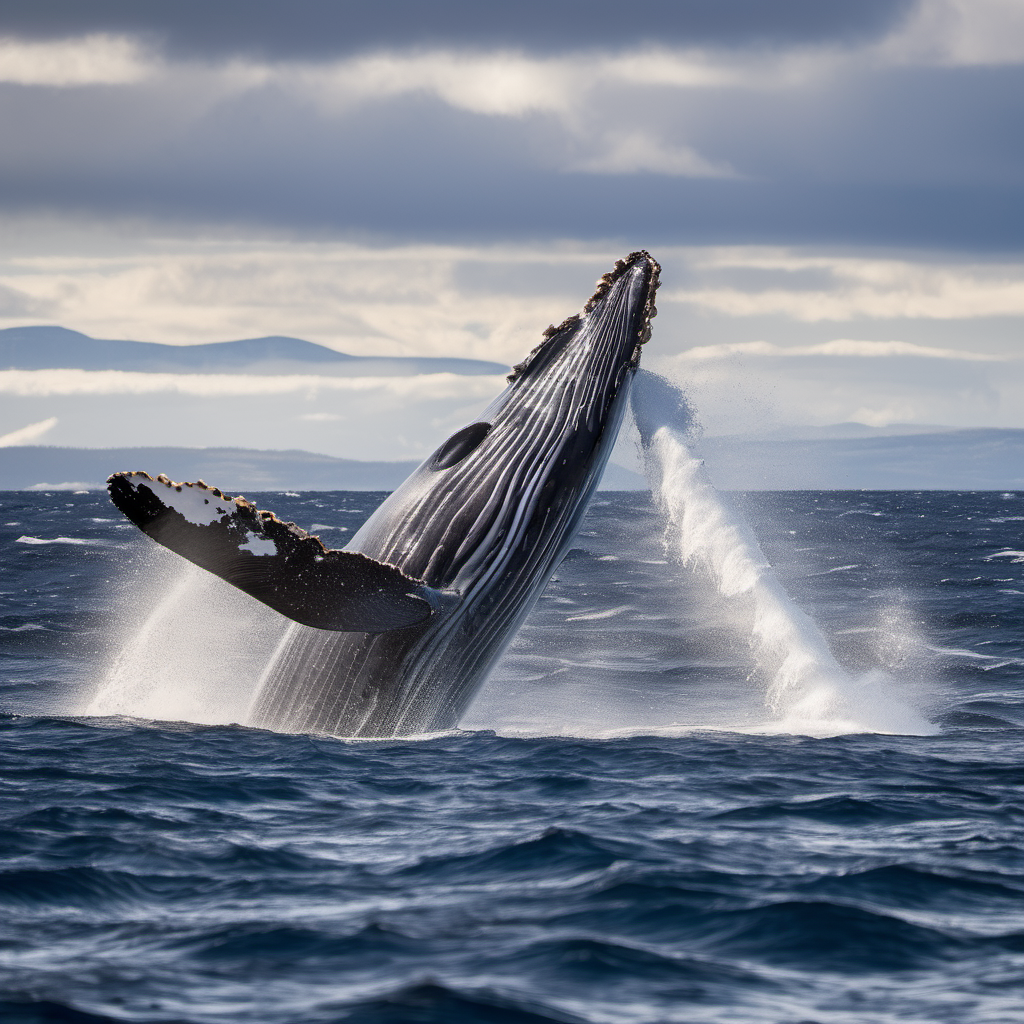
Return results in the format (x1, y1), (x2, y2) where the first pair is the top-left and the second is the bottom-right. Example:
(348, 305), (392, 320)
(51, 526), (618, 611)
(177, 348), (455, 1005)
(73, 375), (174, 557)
(0, 446), (647, 492)
(0, 326), (508, 377)
(696, 428), (1024, 491)
(1, 431), (1022, 492)
(1, 327), (1022, 491)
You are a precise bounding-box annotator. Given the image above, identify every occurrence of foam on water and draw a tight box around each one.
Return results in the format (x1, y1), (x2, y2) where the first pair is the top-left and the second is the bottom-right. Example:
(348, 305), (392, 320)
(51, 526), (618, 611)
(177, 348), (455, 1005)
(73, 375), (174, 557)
(16, 534), (104, 546)
(633, 370), (935, 737)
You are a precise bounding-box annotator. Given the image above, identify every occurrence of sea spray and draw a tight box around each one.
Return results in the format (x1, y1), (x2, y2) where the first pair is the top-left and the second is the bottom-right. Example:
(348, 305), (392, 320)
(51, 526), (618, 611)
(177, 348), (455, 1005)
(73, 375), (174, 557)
(631, 370), (934, 736)
(86, 549), (287, 726)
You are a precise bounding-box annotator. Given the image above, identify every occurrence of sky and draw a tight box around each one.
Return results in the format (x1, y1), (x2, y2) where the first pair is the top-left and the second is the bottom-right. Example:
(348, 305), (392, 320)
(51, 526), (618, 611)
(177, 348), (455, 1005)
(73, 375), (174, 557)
(1, 0), (1023, 457)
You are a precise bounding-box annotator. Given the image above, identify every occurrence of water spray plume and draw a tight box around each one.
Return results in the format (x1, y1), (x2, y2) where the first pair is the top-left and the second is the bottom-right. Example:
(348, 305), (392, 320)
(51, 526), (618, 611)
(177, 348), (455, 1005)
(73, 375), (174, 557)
(632, 369), (935, 736)
(87, 552), (287, 726)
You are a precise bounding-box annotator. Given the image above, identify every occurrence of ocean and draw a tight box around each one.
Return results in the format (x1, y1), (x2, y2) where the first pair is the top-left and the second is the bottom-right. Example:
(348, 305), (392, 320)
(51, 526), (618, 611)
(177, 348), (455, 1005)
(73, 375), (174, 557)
(1, 476), (1022, 1022)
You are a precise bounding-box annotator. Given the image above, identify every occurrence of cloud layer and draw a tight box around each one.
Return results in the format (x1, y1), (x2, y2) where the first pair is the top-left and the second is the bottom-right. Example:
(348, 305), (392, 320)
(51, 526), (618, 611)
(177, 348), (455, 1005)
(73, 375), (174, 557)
(0, 1), (1022, 246)
(2, 3), (1022, 456)
(0, 369), (505, 399)
(655, 339), (1023, 434)
(1, 2), (918, 58)
(3, 230), (1022, 355)
(0, 416), (58, 447)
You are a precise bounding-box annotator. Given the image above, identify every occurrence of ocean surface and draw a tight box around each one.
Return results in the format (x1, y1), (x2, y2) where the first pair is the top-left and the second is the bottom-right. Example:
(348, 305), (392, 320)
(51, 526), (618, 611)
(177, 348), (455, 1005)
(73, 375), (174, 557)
(1, 484), (1022, 1023)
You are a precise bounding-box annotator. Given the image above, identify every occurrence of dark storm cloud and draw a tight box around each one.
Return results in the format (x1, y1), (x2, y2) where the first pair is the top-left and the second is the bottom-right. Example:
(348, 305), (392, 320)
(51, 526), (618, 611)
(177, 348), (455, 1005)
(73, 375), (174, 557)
(1, 56), (1022, 251)
(1, 0), (917, 57)
(1, 2), (1022, 252)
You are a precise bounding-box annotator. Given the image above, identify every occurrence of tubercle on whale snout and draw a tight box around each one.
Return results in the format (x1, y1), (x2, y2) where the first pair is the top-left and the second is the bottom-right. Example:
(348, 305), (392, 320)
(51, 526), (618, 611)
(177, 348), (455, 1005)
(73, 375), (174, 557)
(583, 249), (661, 324)
(507, 250), (660, 383)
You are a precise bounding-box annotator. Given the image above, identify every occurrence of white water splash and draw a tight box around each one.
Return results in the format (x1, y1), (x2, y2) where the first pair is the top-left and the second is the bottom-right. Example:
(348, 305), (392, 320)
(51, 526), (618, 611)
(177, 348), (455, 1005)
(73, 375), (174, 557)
(84, 551), (287, 726)
(633, 371), (935, 737)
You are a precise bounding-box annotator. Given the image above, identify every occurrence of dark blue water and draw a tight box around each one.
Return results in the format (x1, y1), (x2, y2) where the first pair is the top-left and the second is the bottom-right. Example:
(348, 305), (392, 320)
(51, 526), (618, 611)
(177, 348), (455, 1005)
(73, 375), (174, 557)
(1, 489), (1022, 1023)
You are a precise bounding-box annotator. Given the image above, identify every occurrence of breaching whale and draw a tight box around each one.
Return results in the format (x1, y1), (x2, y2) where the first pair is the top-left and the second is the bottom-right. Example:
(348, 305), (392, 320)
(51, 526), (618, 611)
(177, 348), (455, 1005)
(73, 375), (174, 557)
(107, 251), (660, 737)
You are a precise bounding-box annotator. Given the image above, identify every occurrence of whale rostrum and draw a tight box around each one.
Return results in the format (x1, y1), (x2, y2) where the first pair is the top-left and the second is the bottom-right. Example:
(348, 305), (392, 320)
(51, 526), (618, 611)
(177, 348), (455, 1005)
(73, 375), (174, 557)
(108, 250), (661, 738)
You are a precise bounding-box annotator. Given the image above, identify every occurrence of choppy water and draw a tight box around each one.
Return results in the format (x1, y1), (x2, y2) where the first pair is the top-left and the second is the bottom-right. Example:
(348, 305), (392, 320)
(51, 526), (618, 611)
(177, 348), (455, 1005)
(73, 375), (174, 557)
(1, 486), (1022, 1023)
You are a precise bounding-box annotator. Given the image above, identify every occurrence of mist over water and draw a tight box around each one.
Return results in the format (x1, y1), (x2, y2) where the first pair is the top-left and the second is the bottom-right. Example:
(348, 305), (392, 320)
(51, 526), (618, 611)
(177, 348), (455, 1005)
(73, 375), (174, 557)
(86, 551), (287, 727)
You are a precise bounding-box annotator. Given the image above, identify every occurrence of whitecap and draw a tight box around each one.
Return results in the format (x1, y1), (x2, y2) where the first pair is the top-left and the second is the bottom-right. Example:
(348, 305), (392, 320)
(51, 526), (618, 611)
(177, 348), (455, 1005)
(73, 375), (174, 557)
(15, 535), (101, 546)
(984, 549), (1024, 563)
(565, 605), (632, 622)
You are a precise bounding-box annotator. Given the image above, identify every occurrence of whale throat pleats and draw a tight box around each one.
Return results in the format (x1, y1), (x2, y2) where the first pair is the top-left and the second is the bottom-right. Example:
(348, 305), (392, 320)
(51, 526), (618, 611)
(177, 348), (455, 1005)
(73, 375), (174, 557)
(107, 471), (444, 632)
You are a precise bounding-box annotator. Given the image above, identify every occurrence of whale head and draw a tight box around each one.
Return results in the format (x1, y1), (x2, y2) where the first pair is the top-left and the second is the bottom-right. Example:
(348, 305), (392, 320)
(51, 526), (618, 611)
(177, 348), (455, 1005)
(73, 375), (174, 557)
(350, 250), (661, 594)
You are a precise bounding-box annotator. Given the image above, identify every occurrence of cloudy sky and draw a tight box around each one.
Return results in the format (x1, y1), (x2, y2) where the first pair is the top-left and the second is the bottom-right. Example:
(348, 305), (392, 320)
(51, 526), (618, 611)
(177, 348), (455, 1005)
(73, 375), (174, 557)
(1, 0), (1023, 455)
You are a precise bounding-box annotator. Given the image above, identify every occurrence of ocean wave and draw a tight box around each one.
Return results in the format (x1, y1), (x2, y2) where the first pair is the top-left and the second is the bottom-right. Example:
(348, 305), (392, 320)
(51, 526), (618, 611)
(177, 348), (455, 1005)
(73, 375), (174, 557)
(984, 549), (1024, 563)
(1, 492), (1022, 1024)
(395, 827), (626, 882)
(14, 535), (106, 547)
(711, 793), (929, 825)
(0, 866), (161, 913)
(176, 921), (421, 964)
(796, 864), (1024, 920)
(694, 899), (962, 971)
(337, 981), (580, 1024)
(508, 934), (767, 993)
(0, 1001), (127, 1024)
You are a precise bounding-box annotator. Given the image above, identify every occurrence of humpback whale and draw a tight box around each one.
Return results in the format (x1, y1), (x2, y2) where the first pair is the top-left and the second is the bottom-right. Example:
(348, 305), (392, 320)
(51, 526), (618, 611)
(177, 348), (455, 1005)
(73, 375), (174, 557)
(108, 251), (660, 737)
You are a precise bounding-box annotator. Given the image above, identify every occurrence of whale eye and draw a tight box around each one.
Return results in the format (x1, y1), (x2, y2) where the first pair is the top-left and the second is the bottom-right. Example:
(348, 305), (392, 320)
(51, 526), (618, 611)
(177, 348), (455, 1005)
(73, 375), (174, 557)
(430, 421), (492, 470)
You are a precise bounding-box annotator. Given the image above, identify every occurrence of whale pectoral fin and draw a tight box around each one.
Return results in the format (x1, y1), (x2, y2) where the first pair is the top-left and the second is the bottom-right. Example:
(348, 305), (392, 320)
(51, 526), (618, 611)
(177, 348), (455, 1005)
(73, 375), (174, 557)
(107, 471), (442, 632)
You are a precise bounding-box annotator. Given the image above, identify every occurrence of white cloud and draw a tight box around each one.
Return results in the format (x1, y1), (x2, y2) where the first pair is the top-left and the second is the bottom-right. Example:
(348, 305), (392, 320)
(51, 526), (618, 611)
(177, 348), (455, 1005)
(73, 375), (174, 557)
(0, 369), (506, 399)
(0, 12), (1020, 215)
(11, 9), (1021, 107)
(846, 402), (927, 428)
(0, 416), (58, 446)
(0, 40), (840, 183)
(573, 132), (738, 178)
(667, 251), (1024, 321)
(678, 340), (1008, 361)
(291, 48), (746, 176)
(0, 228), (621, 360)
(3, 229), (1023, 360)
(0, 34), (153, 86)
(24, 482), (96, 491)
(882, 0), (1024, 67)
(0, 3), (1020, 208)
(656, 335), (1024, 435)
(304, 50), (577, 117)
(2, 224), (1023, 443)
